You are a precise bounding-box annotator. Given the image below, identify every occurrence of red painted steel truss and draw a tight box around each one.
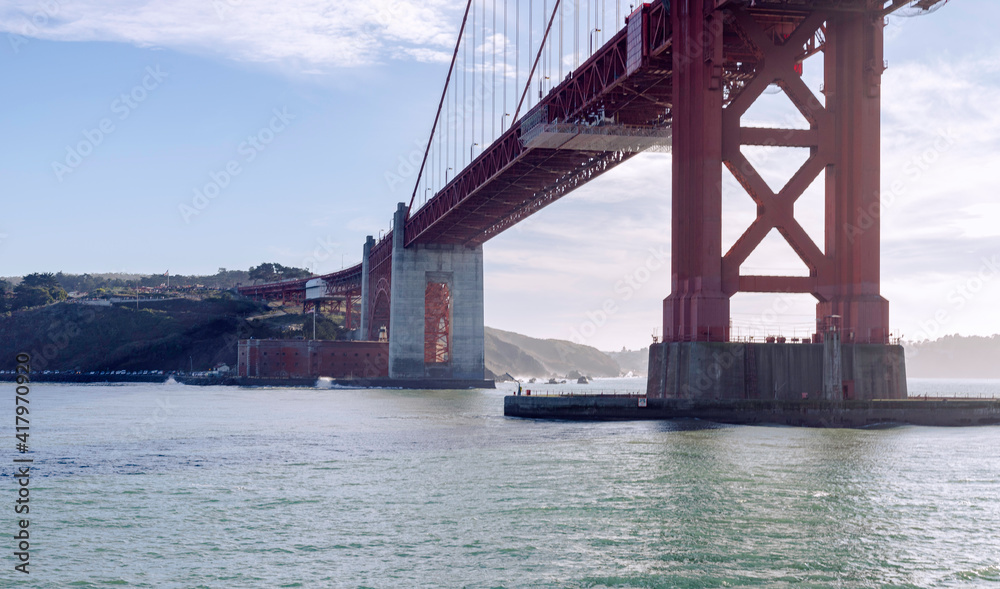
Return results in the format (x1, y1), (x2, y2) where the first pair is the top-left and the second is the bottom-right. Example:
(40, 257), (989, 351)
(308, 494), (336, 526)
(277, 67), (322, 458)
(238, 264), (363, 330)
(423, 282), (452, 364)
(364, 233), (393, 341)
(237, 277), (311, 303)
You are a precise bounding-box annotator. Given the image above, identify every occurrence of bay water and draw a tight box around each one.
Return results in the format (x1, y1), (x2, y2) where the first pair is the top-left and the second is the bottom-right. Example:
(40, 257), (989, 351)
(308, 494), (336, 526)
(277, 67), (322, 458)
(4, 378), (999, 588)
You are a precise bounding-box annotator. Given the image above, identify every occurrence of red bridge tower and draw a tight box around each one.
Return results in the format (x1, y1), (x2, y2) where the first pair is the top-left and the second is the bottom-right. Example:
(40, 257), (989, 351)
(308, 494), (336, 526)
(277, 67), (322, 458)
(651, 0), (907, 400)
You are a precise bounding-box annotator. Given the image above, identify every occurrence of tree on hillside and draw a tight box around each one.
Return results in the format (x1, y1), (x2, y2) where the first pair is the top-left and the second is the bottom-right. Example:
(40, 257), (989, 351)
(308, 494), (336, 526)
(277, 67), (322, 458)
(249, 263), (312, 284)
(13, 273), (67, 309)
(12, 285), (54, 309)
(0, 279), (10, 312)
(22, 272), (62, 290)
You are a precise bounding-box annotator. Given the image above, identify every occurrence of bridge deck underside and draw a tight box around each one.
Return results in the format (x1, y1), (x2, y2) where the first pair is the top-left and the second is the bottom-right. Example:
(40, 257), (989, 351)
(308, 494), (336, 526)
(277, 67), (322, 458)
(414, 147), (635, 247)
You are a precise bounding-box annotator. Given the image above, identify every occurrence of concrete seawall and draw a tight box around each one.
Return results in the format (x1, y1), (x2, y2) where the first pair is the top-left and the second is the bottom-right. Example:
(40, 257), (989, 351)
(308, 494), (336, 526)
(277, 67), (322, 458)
(177, 376), (494, 389)
(504, 395), (1000, 427)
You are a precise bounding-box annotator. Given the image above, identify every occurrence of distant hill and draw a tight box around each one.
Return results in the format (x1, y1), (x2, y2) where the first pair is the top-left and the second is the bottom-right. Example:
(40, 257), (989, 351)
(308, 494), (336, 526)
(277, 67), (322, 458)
(604, 347), (649, 376)
(485, 327), (620, 379)
(905, 335), (1000, 378)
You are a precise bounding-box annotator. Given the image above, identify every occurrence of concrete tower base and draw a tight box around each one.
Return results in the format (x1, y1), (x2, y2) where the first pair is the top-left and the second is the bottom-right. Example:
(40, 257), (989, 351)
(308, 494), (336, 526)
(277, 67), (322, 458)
(646, 342), (907, 401)
(388, 204), (486, 382)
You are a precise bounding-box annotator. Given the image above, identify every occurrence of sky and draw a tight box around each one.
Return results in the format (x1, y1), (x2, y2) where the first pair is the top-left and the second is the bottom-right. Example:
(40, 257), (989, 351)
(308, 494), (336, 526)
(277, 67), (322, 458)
(1, 0), (998, 351)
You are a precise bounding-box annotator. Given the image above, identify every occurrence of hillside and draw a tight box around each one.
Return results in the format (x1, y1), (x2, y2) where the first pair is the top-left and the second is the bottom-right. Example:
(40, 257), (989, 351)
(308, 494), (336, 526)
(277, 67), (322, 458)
(485, 327), (620, 378)
(0, 296), (278, 372)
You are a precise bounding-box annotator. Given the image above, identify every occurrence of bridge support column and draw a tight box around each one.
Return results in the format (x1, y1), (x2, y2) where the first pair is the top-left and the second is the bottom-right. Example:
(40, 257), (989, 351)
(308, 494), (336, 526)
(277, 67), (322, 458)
(816, 10), (890, 343)
(387, 203), (486, 382)
(359, 235), (374, 340)
(662, 0), (729, 342)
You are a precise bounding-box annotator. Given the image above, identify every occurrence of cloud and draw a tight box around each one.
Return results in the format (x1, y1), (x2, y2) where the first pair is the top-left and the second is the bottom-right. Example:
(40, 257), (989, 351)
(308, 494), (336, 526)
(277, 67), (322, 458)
(0, 0), (462, 71)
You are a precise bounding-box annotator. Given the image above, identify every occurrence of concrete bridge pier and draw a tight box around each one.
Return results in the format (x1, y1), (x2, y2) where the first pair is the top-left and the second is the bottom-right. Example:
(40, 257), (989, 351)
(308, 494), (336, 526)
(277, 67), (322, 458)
(646, 341), (906, 401)
(387, 203), (487, 384)
(359, 235), (374, 341)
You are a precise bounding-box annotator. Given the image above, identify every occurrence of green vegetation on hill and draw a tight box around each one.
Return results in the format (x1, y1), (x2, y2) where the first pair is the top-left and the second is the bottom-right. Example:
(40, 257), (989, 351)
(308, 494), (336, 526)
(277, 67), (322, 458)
(485, 327), (621, 379)
(0, 288), (362, 373)
(0, 296), (274, 372)
(0, 263), (313, 300)
(248, 262), (311, 284)
(0, 273), (68, 312)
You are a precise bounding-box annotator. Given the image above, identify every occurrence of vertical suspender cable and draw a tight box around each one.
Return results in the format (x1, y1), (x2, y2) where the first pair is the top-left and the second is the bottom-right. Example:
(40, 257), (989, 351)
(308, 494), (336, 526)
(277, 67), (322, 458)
(406, 0), (474, 215)
(481, 0), (485, 151)
(472, 0), (476, 159)
(574, 0), (579, 69)
(463, 14), (468, 169)
(445, 86), (448, 186)
(436, 111), (441, 198)
(512, 0), (562, 123)
(545, 0), (550, 94)
(558, 0), (563, 82)
(528, 0), (533, 110)
(503, 0), (507, 131)
(492, 0), (496, 141)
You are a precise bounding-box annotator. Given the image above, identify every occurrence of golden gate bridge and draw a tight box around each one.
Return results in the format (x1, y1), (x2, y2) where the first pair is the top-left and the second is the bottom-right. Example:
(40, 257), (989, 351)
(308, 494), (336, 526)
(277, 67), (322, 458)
(238, 0), (946, 398)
